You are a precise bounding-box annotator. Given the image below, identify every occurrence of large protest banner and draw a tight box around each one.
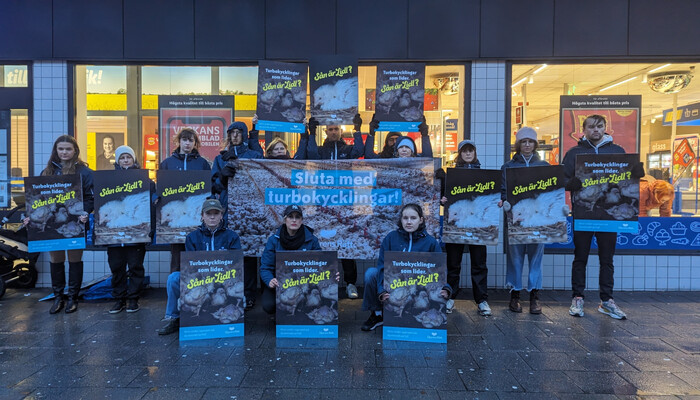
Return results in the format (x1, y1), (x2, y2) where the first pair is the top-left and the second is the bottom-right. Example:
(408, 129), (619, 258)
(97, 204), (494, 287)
(375, 63), (425, 132)
(275, 251), (339, 338)
(93, 170), (151, 245)
(158, 95), (233, 164)
(256, 60), (307, 133)
(382, 251), (447, 343)
(179, 250), (244, 341)
(155, 170), (211, 244)
(227, 158), (440, 259)
(505, 165), (567, 244)
(309, 56), (358, 126)
(443, 168), (501, 245)
(25, 175), (85, 252)
(573, 154), (640, 233)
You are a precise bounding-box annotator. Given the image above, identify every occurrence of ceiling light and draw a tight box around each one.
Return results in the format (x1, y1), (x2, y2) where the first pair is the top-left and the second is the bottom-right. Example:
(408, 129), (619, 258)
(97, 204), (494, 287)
(648, 64), (672, 74)
(599, 76), (638, 92)
(511, 77), (527, 87)
(533, 64), (547, 75)
(651, 118), (657, 124)
(528, 76), (534, 84)
(655, 114), (663, 118)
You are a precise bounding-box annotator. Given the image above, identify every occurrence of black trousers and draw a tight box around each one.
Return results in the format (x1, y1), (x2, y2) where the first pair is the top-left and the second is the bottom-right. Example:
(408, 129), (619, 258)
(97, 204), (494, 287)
(341, 259), (357, 285)
(108, 245), (146, 300)
(50, 261), (83, 299)
(244, 256), (259, 302)
(445, 243), (488, 303)
(572, 230), (617, 301)
(261, 285), (276, 314)
(169, 243), (185, 273)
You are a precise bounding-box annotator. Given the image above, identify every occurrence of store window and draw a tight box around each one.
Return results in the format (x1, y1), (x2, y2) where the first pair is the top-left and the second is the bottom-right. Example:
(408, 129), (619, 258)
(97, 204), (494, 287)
(1, 65), (28, 87)
(510, 62), (699, 217)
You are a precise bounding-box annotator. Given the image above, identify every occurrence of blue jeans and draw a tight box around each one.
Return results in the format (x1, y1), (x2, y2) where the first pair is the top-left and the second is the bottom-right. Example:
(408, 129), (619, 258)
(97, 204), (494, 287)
(165, 272), (180, 319)
(506, 244), (544, 291)
(361, 267), (382, 311)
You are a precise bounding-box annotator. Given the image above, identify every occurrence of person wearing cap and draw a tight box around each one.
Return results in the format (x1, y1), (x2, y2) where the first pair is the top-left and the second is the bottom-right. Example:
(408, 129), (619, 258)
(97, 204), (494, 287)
(364, 114), (402, 159)
(157, 198), (242, 335)
(562, 114), (644, 320)
(499, 127), (550, 314)
(259, 205), (323, 315)
(438, 140), (492, 316)
(106, 145), (156, 314)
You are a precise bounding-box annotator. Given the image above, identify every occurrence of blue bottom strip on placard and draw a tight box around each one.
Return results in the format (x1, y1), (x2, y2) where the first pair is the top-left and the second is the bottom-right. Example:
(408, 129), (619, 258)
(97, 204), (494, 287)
(179, 323), (244, 341)
(383, 326), (447, 343)
(256, 120), (306, 133)
(378, 121), (419, 132)
(28, 238), (86, 253)
(574, 219), (638, 233)
(276, 324), (338, 338)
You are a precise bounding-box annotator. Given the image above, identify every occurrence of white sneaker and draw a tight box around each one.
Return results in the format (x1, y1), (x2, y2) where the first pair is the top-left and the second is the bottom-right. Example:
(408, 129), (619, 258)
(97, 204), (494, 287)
(445, 299), (455, 313)
(598, 299), (627, 320)
(569, 297), (584, 317)
(477, 301), (492, 316)
(346, 283), (359, 299)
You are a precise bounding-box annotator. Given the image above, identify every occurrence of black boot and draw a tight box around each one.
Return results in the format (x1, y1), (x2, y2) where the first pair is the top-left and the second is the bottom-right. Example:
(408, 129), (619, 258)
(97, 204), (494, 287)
(509, 290), (522, 313)
(65, 262), (84, 314)
(49, 262), (66, 314)
(530, 289), (542, 314)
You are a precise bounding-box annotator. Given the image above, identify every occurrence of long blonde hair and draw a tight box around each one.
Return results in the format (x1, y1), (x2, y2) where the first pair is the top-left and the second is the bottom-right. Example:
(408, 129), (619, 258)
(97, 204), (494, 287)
(42, 135), (87, 176)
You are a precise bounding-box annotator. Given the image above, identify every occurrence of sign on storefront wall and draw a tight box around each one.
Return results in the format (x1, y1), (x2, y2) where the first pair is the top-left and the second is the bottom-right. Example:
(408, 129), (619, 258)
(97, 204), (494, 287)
(663, 101), (700, 126)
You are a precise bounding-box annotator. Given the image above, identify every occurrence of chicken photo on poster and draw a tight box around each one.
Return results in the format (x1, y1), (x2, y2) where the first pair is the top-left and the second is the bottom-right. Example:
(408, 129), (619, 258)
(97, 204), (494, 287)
(93, 170), (151, 245)
(309, 56), (358, 126)
(179, 250), (245, 340)
(226, 158), (440, 259)
(443, 168), (501, 245)
(255, 60), (308, 133)
(25, 175), (86, 252)
(573, 154), (640, 228)
(275, 251), (339, 330)
(155, 170), (211, 244)
(505, 165), (568, 245)
(382, 252), (447, 340)
(375, 63), (426, 131)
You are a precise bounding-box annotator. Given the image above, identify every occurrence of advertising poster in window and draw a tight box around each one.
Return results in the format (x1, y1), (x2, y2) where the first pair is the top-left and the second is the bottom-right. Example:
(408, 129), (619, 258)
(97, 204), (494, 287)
(158, 95), (234, 165)
(442, 168), (501, 245)
(0, 111), (9, 207)
(382, 251), (447, 343)
(155, 170), (211, 244)
(309, 56), (358, 126)
(227, 158), (440, 259)
(573, 154), (640, 233)
(92, 170), (151, 245)
(560, 95), (641, 158)
(255, 60), (307, 133)
(375, 63), (426, 132)
(25, 175), (85, 252)
(505, 165), (567, 244)
(179, 250), (244, 341)
(87, 132), (125, 171)
(275, 251), (339, 338)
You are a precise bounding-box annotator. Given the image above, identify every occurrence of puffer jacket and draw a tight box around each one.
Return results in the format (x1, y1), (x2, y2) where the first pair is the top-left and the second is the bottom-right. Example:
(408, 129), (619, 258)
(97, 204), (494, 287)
(259, 225), (322, 286)
(301, 132), (364, 160)
(500, 152), (550, 201)
(184, 221), (242, 253)
(159, 148), (211, 171)
(47, 161), (95, 214)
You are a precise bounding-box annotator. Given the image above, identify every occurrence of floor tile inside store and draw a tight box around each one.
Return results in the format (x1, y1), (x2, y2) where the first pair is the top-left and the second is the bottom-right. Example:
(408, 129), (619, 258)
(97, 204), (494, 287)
(1, 288), (700, 399)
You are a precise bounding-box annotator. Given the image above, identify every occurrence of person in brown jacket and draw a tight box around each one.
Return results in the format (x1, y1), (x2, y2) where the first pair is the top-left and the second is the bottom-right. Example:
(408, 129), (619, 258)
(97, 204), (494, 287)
(639, 176), (674, 217)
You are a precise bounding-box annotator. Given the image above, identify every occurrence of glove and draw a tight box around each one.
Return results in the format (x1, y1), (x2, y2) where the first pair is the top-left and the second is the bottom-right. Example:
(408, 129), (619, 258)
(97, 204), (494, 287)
(418, 115), (428, 136)
(353, 114), (362, 132)
(211, 182), (225, 195)
(565, 177), (582, 192)
(221, 164), (237, 178)
(562, 205), (570, 216)
(631, 162), (645, 179)
(502, 200), (511, 211)
(308, 117), (319, 135)
(369, 114), (379, 136)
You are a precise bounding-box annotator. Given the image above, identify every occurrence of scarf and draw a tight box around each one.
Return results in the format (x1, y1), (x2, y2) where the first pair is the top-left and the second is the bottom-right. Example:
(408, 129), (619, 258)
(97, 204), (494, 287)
(279, 225), (305, 250)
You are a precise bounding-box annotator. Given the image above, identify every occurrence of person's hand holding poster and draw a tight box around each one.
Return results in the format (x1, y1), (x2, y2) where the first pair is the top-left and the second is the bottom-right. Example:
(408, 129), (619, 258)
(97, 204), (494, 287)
(310, 56), (358, 126)
(256, 60), (308, 133)
(443, 168), (501, 245)
(375, 63), (425, 132)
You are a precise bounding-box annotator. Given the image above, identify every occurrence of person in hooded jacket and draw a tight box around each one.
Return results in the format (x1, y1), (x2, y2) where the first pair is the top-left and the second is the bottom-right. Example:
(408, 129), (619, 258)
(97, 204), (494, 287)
(390, 117), (433, 158)
(363, 114), (402, 159)
(259, 205), (322, 315)
(106, 146), (156, 314)
(499, 127), (550, 315)
(438, 140), (491, 316)
(157, 198), (241, 335)
(360, 203), (451, 331)
(563, 114), (644, 320)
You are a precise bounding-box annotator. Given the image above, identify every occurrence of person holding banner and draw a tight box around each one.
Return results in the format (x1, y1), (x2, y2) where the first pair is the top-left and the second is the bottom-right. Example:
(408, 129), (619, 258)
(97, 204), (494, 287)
(265, 138), (291, 159)
(563, 115), (644, 319)
(388, 117), (432, 158)
(259, 205), (323, 315)
(40, 135), (94, 314)
(157, 198), (241, 335)
(439, 140), (491, 316)
(364, 114), (402, 159)
(299, 115), (364, 160)
(499, 127), (549, 314)
(361, 203), (450, 331)
(106, 146), (155, 314)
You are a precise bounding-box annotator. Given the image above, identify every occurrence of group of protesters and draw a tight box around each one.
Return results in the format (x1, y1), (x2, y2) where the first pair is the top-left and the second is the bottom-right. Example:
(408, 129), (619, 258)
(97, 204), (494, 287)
(33, 112), (642, 336)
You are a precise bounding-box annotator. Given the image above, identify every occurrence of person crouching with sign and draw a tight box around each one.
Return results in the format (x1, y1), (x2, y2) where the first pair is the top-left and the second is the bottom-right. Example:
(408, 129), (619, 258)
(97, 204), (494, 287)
(361, 203), (450, 331)
(157, 199), (241, 335)
(259, 205), (323, 315)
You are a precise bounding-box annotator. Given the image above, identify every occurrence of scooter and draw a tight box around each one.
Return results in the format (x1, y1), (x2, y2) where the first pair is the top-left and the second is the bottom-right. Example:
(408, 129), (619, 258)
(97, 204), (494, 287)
(0, 196), (39, 299)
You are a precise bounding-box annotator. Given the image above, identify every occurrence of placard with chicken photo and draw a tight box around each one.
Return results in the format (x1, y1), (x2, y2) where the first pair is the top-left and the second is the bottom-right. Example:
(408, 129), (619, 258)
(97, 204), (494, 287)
(505, 165), (568, 244)
(573, 153), (640, 233)
(375, 63), (426, 132)
(443, 168), (501, 245)
(275, 251), (339, 338)
(382, 251), (447, 343)
(179, 250), (244, 341)
(255, 60), (308, 133)
(25, 174), (85, 252)
(309, 55), (358, 126)
(93, 169), (151, 245)
(155, 170), (211, 244)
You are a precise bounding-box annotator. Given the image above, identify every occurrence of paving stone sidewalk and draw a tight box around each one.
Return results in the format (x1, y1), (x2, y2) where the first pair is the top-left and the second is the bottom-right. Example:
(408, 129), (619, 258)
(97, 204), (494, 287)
(1, 288), (700, 399)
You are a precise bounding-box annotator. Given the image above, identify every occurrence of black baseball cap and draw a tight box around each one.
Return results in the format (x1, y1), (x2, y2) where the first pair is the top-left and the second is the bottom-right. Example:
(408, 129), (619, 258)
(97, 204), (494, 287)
(283, 204), (303, 218)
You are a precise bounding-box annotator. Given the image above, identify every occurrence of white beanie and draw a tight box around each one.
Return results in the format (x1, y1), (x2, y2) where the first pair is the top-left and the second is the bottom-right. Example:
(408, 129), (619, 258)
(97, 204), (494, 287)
(115, 145), (136, 163)
(515, 127), (538, 143)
